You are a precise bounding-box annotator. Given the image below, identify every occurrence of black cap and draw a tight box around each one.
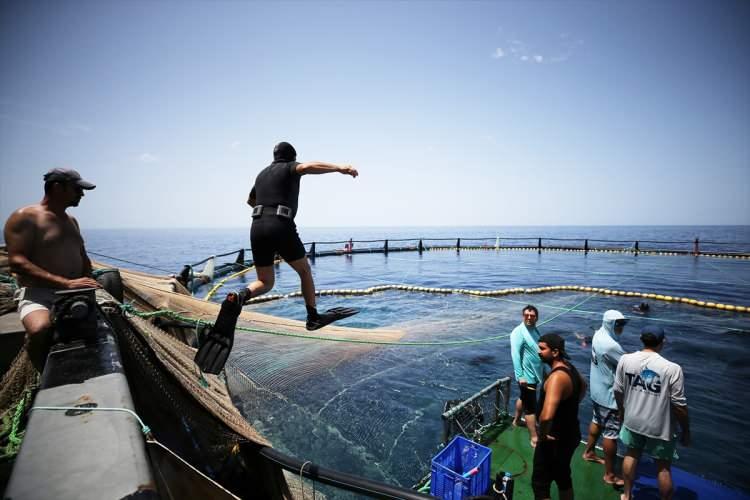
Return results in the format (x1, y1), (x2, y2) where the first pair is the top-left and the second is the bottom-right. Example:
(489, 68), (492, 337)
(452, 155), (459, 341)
(640, 325), (665, 345)
(273, 141), (297, 162)
(539, 333), (570, 359)
(43, 168), (96, 189)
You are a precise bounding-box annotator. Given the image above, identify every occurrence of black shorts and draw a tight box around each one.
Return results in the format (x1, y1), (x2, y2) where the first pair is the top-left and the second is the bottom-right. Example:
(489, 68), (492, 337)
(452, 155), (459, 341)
(531, 434), (580, 498)
(250, 216), (306, 267)
(519, 383), (538, 414)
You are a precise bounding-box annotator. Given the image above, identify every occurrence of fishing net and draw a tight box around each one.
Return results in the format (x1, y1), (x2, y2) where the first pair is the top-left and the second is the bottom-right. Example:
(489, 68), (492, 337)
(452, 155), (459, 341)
(196, 245), (750, 495)
(3, 239), (750, 496)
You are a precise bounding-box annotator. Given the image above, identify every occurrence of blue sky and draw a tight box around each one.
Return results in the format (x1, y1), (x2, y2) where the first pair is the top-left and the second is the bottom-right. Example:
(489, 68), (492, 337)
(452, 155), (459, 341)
(1, 0), (748, 229)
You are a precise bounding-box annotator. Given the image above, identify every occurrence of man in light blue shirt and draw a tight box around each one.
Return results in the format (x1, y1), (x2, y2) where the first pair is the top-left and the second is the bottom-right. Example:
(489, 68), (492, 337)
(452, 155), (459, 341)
(582, 309), (627, 487)
(510, 305), (543, 447)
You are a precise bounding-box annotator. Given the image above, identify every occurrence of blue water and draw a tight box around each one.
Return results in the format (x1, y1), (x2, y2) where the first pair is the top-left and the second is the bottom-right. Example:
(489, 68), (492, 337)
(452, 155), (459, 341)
(83, 226), (750, 494)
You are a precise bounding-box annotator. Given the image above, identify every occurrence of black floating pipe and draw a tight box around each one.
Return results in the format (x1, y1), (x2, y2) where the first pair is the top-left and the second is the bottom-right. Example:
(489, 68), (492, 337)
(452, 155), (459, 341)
(456, 238), (460, 253)
(258, 447), (435, 499)
(384, 239), (389, 255)
(537, 238), (542, 254)
(419, 239), (424, 255)
(309, 242), (316, 261)
(584, 239), (589, 255)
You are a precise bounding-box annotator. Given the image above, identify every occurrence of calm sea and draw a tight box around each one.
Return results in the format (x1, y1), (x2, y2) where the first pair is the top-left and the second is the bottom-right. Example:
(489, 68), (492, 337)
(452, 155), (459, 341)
(84, 226), (750, 494)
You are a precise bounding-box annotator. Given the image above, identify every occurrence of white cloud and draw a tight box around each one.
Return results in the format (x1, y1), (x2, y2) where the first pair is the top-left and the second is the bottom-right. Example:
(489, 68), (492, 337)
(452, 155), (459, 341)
(493, 34), (583, 65)
(231, 140), (241, 150)
(139, 153), (158, 163)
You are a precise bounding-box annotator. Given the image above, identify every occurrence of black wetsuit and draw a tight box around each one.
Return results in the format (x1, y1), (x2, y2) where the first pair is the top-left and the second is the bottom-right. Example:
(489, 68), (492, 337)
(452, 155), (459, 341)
(249, 160), (306, 266)
(532, 363), (582, 499)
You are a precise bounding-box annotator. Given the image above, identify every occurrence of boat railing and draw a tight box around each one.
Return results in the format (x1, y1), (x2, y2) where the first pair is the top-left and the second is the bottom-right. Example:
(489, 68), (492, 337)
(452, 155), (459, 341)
(185, 235), (750, 271)
(172, 235), (750, 294)
(441, 377), (512, 445)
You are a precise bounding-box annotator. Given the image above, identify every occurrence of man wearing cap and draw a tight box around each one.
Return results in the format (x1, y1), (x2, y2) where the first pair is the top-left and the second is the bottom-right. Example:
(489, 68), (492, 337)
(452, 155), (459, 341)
(510, 305), (544, 447)
(3, 169), (99, 370)
(614, 326), (690, 500)
(533, 333), (587, 500)
(582, 310), (628, 487)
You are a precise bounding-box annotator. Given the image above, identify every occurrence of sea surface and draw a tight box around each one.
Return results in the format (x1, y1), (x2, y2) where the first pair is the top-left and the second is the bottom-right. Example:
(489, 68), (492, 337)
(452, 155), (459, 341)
(84, 226), (750, 495)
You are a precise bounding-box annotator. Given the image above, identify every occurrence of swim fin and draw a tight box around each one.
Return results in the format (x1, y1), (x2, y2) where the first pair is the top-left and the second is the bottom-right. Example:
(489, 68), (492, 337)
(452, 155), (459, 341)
(306, 307), (359, 331)
(194, 291), (244, 374)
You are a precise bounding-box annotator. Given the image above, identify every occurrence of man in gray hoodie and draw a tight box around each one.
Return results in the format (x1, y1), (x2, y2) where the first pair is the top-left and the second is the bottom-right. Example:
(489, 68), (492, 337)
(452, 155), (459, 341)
(582, 309), (628, 487)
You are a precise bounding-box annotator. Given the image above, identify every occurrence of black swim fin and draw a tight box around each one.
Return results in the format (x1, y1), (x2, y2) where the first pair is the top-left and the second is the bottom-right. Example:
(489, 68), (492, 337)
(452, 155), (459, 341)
(194, 291), (244, 374)
(306, 307), (359, 331)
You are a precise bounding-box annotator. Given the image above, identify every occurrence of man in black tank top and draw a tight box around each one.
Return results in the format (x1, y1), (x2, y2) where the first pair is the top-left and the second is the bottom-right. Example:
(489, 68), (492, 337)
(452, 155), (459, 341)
(532, 334), (587, 500)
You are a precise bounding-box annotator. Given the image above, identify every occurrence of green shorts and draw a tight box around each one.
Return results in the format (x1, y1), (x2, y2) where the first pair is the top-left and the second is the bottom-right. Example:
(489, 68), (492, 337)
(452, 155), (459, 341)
(620, 426), (677, 462)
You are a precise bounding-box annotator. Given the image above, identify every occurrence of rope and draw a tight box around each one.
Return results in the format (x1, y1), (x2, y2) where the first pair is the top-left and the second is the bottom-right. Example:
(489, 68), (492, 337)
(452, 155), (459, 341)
(118, 277), (748, 348)
(29, 406), (152, 435)
(0, 272), (18, 288)
(299, 460), (315, 500)
(203, 264), (256, 301)
(87, 251), (174, 274)
(6, 388), (32, 456)
(203, 256), (283, 301)
(241, 283), (749, 314)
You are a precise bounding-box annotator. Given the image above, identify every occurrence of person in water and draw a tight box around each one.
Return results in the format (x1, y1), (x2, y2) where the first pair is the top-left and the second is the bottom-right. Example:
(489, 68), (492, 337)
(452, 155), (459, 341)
(510, 304), (544, 447)
(532, 333), (587, 500)
(632, 302), (650, 314)
(3, 169), (100, 371)
(615, 326), (690, 500)
(582, 310), (628, 487)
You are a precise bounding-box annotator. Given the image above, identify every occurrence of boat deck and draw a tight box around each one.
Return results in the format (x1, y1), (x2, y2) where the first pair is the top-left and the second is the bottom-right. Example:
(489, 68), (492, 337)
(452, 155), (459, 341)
(488, 424), (750, 500)
(489, 424), (620, 499)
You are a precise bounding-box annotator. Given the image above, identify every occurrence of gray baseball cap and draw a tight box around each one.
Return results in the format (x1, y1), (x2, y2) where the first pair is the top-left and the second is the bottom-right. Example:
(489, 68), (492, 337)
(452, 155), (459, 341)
(43, 168), (96, 190)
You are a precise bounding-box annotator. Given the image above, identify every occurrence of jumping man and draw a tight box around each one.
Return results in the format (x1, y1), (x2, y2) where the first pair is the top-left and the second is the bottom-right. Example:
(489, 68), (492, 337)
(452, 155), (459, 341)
(195, 142), (359, 374)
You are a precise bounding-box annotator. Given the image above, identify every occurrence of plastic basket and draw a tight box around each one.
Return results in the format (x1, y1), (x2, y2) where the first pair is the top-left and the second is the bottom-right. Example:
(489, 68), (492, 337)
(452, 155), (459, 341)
(430, 435), (492, 500)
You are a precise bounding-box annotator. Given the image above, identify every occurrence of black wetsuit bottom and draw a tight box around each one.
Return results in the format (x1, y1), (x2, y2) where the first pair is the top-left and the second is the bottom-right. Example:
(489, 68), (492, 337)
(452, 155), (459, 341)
(250, 215), (306, 267)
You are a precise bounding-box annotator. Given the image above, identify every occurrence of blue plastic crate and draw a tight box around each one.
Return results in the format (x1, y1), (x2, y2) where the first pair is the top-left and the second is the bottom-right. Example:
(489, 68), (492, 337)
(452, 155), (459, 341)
(430, 436), (492, 500)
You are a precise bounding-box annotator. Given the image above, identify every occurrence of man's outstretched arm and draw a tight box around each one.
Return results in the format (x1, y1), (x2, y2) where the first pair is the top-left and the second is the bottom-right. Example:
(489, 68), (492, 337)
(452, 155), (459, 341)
(296, 162), (358, 177)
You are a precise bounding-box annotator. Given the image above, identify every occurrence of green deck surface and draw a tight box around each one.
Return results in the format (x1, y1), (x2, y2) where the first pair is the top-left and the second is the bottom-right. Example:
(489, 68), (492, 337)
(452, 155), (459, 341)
(487, 424), (622, 500)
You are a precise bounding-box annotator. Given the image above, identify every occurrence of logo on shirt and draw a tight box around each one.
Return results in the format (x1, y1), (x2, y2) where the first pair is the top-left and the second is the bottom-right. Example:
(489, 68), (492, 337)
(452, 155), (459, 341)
(625, 369), (662, 394)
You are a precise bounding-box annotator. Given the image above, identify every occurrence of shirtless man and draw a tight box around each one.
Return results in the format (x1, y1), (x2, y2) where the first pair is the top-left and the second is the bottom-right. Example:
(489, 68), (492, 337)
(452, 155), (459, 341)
(3, 168), (100, 370)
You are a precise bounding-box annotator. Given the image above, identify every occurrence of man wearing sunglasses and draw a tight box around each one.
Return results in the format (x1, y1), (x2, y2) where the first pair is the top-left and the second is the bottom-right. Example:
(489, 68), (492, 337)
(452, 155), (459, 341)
(582, 309), (628, 487)
(3, 168), (99, 371)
